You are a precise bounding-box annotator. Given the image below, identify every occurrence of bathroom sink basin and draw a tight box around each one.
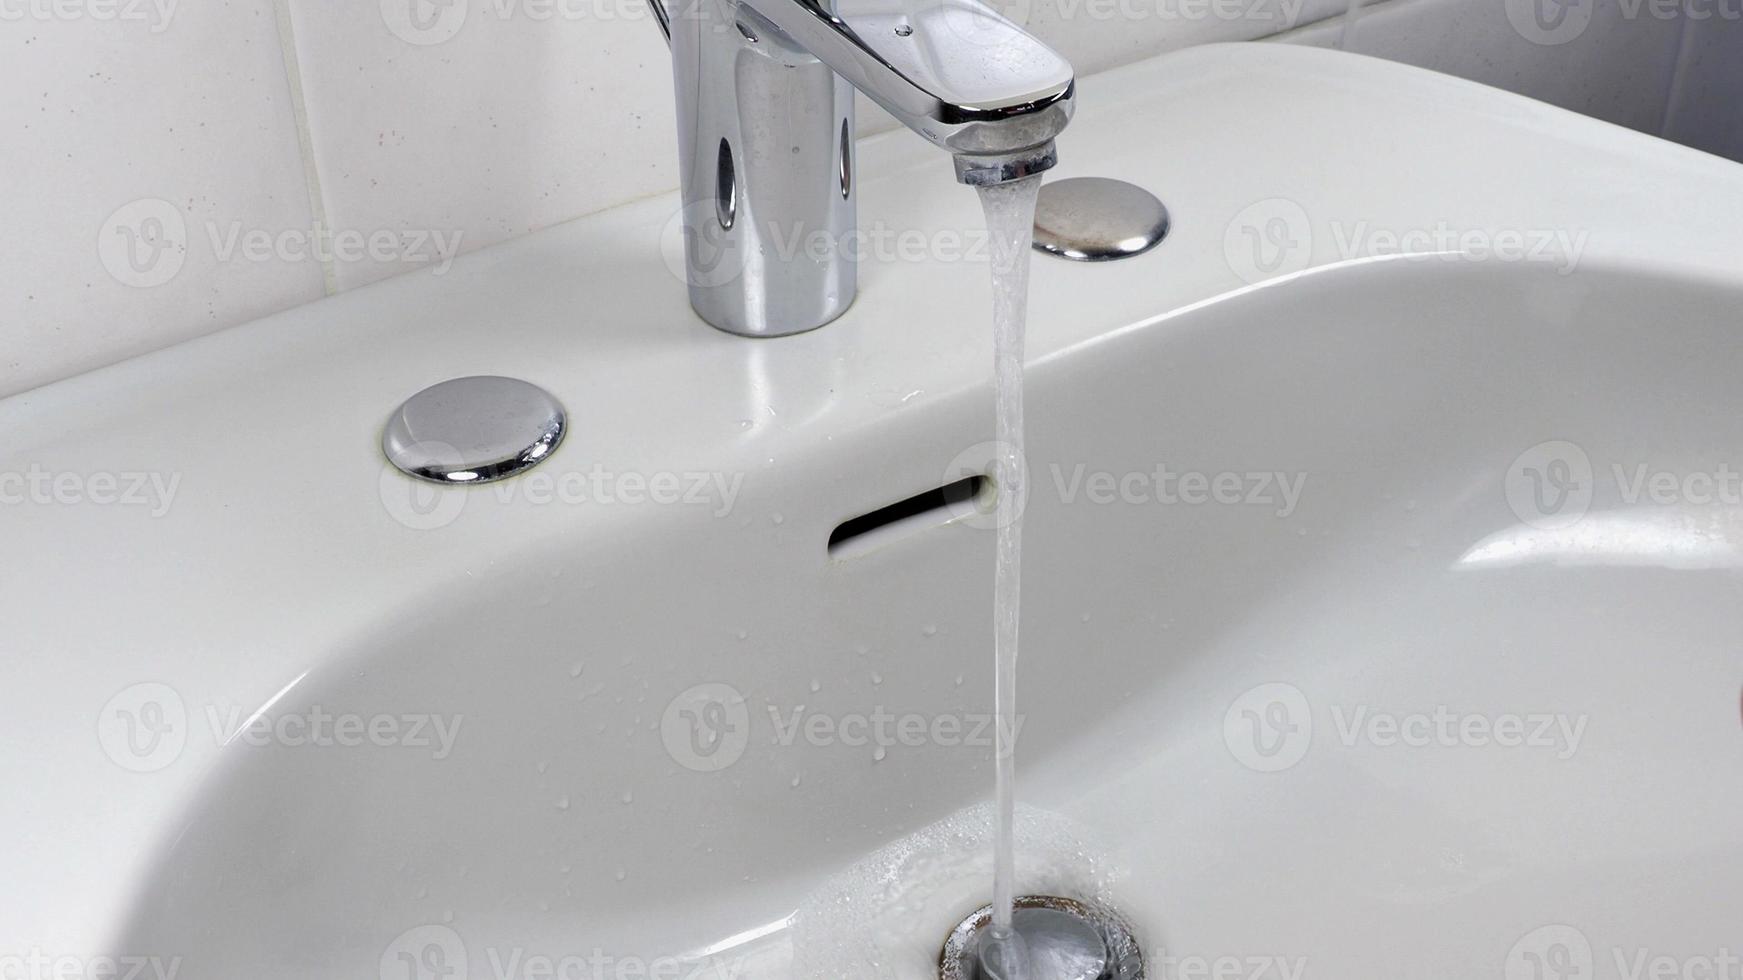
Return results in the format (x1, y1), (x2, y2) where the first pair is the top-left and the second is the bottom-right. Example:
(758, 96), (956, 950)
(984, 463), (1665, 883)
(4, 42), (1741, 978)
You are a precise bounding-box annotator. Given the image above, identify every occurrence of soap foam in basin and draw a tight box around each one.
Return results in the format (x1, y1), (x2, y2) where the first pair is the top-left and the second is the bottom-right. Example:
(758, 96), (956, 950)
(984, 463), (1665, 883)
(790, 804), (1122, 980)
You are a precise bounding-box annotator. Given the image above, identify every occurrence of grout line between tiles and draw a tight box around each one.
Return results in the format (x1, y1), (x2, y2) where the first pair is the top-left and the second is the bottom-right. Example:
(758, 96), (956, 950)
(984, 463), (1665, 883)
(1658, 10), (1699, 141)
(1267, 0), (1410, 44)
(271, 0), (338, 296)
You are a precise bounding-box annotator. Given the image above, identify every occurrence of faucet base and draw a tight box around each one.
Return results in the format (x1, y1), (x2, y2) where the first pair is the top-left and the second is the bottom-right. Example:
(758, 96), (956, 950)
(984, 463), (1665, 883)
(670, 0), (857, 338)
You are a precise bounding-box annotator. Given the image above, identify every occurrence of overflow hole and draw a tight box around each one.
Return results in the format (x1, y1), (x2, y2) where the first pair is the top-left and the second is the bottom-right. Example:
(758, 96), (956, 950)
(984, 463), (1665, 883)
(829, 475), (988, 559)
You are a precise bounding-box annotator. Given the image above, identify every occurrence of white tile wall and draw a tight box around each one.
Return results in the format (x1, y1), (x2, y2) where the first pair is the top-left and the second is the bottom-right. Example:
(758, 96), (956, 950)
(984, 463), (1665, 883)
(1, 1), (324, 397)
(281, 0), (679, 291)
(1022, 0), (1351, 77)
(1279, 0), (1687, 133)
(4, 0), (1737, 397)
(1662, 13), (1743, 161)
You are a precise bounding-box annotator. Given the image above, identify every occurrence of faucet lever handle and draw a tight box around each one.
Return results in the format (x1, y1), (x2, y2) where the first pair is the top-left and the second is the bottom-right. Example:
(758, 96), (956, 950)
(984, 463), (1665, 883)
(738, 0), (1073, 160)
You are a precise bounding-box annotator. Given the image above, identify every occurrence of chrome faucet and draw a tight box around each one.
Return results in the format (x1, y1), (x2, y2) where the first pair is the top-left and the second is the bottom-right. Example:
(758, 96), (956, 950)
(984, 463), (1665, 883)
(651, 0), (1075, 336)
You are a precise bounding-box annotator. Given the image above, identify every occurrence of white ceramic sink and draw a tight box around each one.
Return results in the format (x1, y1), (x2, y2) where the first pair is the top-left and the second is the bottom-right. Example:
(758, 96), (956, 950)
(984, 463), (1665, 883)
(4, 42), (1742, 979)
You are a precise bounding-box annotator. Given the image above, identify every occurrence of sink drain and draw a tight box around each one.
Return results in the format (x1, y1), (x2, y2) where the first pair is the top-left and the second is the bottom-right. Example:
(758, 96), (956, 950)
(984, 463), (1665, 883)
(940, 896), (1145, 980)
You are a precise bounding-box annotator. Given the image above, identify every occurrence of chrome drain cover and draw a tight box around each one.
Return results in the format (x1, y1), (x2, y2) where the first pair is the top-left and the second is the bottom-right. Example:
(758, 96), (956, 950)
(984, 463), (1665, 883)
(1032, 177), (1169, 262)
(940, 896), (1145, 980)
(382, 375), (566, 484)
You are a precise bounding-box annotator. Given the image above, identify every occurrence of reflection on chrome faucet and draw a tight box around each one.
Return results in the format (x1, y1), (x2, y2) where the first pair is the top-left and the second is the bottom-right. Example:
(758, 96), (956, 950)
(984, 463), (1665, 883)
(649, 0), (1075, 335)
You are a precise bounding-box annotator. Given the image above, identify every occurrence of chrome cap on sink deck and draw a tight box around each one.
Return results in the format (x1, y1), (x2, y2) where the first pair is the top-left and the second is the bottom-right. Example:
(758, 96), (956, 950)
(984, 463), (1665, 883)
(1032, 177), (1170, 262)
(381, 375), (567, 485)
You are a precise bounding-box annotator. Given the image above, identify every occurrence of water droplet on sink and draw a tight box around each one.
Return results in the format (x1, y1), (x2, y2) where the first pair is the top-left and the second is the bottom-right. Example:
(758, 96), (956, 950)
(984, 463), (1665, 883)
(569, 662), (584, 677)
(536, 760), (549, 774)
(615, 869), (628, 882)
(554, 795), (570, 810)
(871, 672), (883, 685)
(1080, 612), (1091, 623)
(810, 679), (821, 693)
(737, 629), (749, 641)
(737, 419), (754, 430)
(791, 774), (804, 788)
(922, 625), (937, 637)
(771, 513), (785, 526)
(621, 790), (634, 804)
(873, 746), (887, 762)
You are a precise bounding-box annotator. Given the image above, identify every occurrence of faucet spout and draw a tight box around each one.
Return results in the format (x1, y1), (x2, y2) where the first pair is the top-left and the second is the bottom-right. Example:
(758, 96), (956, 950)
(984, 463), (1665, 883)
(954, 141), (1061, 187)
(660, 0), (1075, 335)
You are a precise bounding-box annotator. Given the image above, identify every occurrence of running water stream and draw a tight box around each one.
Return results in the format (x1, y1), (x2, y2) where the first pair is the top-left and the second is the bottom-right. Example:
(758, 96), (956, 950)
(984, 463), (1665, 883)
(975, 172), (1044, 980)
